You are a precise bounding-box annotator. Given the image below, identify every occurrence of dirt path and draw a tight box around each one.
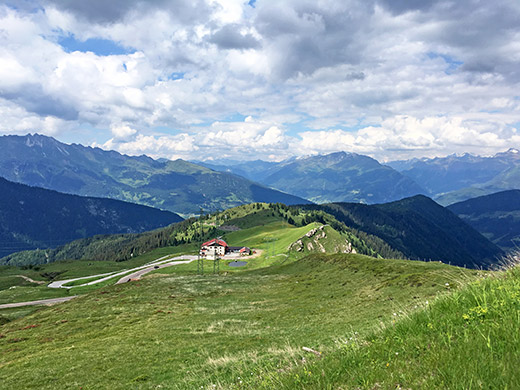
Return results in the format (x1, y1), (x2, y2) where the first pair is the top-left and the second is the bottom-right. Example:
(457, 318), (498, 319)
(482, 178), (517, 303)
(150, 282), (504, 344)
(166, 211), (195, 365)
(17, 275), (46, 285)
(222, 249), (264, 260)
(0, 296), (78, 309)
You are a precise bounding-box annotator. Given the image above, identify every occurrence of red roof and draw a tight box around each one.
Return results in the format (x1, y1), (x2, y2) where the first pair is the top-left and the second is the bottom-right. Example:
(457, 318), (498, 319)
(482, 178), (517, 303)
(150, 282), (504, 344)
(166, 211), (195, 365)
(201, 238), (228, 247)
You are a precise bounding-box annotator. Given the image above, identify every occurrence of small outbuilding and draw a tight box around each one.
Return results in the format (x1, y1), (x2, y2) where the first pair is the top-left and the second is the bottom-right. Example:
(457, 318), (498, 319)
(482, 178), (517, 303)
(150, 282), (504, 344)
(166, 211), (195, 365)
(239, 247), (251, 255)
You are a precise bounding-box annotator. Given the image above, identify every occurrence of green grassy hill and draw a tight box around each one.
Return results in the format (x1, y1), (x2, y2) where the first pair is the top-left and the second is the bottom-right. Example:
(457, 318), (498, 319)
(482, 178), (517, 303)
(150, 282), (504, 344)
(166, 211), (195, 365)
(0, 253), (479, 389)
(287, 225), (356, 254)
(262, 258), (520, 389)
(0, 203), (398, 266)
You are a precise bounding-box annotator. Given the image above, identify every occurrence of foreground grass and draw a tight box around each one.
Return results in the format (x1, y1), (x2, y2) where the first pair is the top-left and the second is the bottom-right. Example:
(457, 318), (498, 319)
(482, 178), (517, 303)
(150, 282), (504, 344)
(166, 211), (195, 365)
(0, 254), (475, 389)
(258, 263), (520, 389)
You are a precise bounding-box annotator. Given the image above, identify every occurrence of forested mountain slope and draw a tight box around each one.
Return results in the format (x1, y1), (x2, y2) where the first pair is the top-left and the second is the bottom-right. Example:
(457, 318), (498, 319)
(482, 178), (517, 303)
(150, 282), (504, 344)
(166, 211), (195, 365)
(303, 195), (504, 268)
(0, 177), (182, 258)
(448, 190), (520, 250)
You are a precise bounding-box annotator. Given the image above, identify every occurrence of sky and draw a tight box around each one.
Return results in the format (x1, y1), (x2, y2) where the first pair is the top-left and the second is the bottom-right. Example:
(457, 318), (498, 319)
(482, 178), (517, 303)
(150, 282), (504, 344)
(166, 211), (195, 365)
(0, 0), (519, 162)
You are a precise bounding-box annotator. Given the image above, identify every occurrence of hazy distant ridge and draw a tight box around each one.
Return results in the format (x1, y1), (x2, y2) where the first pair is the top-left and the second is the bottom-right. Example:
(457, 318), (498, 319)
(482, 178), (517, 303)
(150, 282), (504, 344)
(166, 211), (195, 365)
(198, 151), (426, 204)
(0, 134), (310, 214)
(388, 149), (520, 204)
(448, 189), (520, 250)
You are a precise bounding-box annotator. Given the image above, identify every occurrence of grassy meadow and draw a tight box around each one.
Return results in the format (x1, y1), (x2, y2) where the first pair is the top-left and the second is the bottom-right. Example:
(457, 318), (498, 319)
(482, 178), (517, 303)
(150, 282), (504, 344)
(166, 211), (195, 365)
(0, 253), (478, 389)
(0, 245), (195, 307)
(263, 261), (520, 389)
(1, 210), (517, 389)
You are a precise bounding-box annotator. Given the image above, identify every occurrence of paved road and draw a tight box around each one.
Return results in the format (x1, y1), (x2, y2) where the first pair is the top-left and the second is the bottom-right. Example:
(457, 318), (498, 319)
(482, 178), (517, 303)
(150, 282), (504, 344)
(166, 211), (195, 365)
(0, 296), (78, 309)
(48, 255), (198, 289)
(115, 258), (196, 284)
(1, 255), (199, 309)
(47, 271), (119, 288)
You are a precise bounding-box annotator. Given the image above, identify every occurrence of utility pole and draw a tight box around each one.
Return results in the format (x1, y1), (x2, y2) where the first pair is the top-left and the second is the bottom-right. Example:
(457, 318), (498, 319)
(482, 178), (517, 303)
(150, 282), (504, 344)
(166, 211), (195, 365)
(213, 235), (221, 275)
(214, 251), (220, 274)
(197, 207), (204, 275)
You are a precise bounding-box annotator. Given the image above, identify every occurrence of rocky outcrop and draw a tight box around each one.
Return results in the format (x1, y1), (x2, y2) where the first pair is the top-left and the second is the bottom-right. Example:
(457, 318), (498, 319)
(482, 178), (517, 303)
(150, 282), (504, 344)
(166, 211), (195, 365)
(288, 225), (356, 254)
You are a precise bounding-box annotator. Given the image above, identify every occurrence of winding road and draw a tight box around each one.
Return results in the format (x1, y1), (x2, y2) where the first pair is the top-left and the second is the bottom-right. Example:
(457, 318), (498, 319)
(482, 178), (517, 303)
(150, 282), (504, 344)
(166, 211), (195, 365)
(115, 258), (195, 284)
(1, 255), (197, 309)
(48, 255), (197, 289)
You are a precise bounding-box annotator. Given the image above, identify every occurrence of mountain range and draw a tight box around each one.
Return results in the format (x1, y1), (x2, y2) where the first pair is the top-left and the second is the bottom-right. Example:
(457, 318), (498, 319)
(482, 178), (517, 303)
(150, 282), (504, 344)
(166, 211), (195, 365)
(198, 152), (426, 204)
(3, 134), (518, 215)
(0, 134), (309, 215)
(2, 194), (504, 269)
(0, 176), (182, 258)
(199, 149), (520, 206)
(388, 149), (520, 205)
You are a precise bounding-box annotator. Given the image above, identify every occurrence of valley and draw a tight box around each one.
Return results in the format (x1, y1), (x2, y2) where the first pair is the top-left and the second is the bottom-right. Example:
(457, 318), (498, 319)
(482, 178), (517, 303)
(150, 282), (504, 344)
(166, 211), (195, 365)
(0, 176), (183, 258)
(448, 189), (520, 250)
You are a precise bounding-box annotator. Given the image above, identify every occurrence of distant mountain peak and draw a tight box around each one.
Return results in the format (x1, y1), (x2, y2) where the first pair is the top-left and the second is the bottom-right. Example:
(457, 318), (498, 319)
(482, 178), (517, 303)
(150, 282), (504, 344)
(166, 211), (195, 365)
(327, 151), (350, 157)
(293, 151), (353, 161)
(24, 133), (50, 146)
(494, 148), (520, 159)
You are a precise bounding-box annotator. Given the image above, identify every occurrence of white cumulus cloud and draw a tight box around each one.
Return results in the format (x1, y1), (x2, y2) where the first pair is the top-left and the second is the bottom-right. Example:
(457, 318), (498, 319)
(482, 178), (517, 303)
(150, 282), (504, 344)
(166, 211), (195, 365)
(0, 0), (518, 161)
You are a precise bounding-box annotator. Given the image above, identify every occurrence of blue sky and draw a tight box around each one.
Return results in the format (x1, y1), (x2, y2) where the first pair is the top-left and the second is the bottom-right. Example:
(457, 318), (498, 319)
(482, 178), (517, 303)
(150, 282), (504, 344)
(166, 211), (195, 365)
(0, 0), (519, 161)
(58, 36), (135, 56)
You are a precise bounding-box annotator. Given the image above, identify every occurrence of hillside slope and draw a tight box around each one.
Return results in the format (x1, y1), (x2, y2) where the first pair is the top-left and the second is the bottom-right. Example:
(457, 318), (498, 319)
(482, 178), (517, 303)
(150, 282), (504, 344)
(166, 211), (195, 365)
(0, 134), (309, 214)
(303, 195), (504, 268)
(265, 259), (519, 389)
(448, 190), (520, 250)
(0, 253), (476, 389)
(0, 203), (399, 266)
(0, 177), (182, 258)
(438, 162), (520, 205)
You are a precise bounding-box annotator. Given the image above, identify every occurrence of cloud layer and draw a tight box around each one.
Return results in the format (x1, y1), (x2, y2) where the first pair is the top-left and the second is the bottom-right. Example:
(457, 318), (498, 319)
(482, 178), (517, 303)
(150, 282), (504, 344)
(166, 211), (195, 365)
(0, 0), (519, 161)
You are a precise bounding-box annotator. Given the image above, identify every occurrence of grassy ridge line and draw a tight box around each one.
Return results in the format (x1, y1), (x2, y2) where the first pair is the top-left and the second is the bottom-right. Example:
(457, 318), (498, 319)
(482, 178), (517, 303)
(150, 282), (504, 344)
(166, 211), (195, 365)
(259, 262), (520, 389)
(1, 202), (402, 267)
(151, 221), (323, 276)
(0, 219), (331, 307)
